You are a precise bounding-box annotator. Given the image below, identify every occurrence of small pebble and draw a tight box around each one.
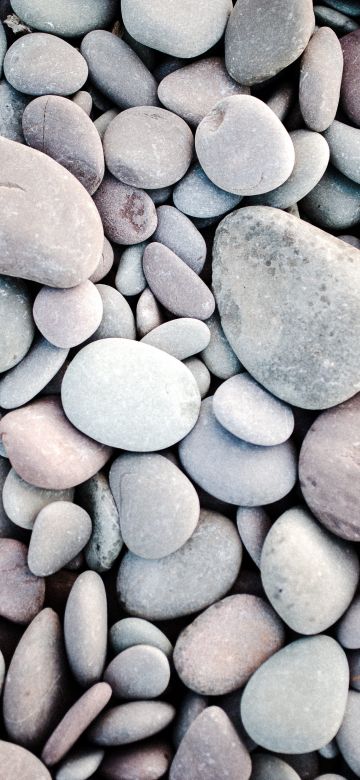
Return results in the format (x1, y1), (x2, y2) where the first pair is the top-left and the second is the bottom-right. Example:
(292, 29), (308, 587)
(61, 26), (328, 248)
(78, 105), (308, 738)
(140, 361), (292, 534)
(173, 162), (242, 218)
(142, 318), (210, 360)
(201, 313), (242, 379)
(64, 570), (107, 687)
(301, 165), (360, 230)
(28, 501), (92, 577)
(90, 283), (136, 341)
(88, 700), (176, 746)
(2, 467), (74, 530)
(136, 288), (164, 338)
(104, 644), (170, 699)
(324, 119), (360, 184)
(0, 80), (29, 143)
(251, 754), (301, 780)
(0, 538), (45, 623)
(72, 89), (92, 115)
(115, 243), (147, 297)
(77, 471), (122, 573)
(0, 337), (69, 410)
(55, 747), (105, 780)
(299, 27), (343, 132)
(183, 357), (211, 398)
(4, 33), (88, 96)
(89, 237), (114, 284)
(337, 594), (360, 648)
(0, 276), (35, 374)
(93, 173), (157, 246)
(153, 205), (206, 273)
(236, 506), (273, 567)
(336, 690), (360, 775)
(110, 617), (173, 658)
(33, 282), (103, 348)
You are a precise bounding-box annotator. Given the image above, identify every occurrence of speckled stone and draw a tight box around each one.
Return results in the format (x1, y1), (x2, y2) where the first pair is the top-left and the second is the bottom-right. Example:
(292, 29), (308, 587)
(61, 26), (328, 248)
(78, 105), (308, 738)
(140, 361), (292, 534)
(341, 29), (360, 126)
(324, 120), (360, 185)
(173, 162), (242, 218)
(4, 33), (88, 96)
(22, 95), (104, 194)
(41, 683), (112, 767)
(33, 282), (103, 348)
(64, 570), (107, 687)
(213, 206), (360, 408)
(0, 276), (35, 373)
(3, 608), (69, 748)
(136, 288), (164, 338)
(122, 0), (232, 58)
(0, 337), (69, 409)
(0, 741), (51, 780)
(170, 706), (251, 780)
(110, 617), (173, 658)
(153, 205), (206, 273)
(236, 507), (273, 567)
(104, 645), (170, 699)
(90, 284), (136, 341)
(299, 395), (360, 540)
(28, 501), (92, 577)
(174, 594), (284, 695)
(89, 701), (176, 746)
(89, 237), (114, 284)
(117, 509), (242, 620)
(0, 538), (45, 623)
(315, 5), (359, 34)
(142, 319), (210, 360)
(81, 30), (157, 109)
(55, 747), (105, 780)
(337, 690), (360, 775)
(11, 0), (116, 35)
(2, 467), (74, 530)
(337, 594), (360, 648)
(299, 28), (343, 132)
(261, 507), (359, 634)
(0, 137), (103, 288)
(115, 243), (147, 297)
(241, 636), (349, 753)
(93, 173), (157, 246)
(0, 80), (29, 142)
(225, 0), (314, 85)
(201, 313), (241, 380)
(184, 357), (211, 399)
(100, 741), (172, 779)
(251, 754), (301, 780)
(62, 338), (200, 451)
(143, 243), (215, 320)
(77, 471), (122, 573)
(0, 397), (112, 489)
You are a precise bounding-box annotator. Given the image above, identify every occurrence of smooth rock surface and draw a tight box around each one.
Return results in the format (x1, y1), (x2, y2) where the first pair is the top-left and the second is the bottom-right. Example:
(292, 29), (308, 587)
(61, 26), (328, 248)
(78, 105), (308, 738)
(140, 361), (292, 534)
(143, 243), (215, 320)
(337, 595), (360, 648)
(110, 617), (173, 658)
(251, 754), (300, 780)
(11, 0), (117, 36)
(93, 173), (157, 246)
(0, 337), (69, 409)
(55, 747), (105, 780)
(28, 501), (92, 577)
(300, 165), (360, 230)
(324, 120), (360, 184)
(115, 243), (147, 297)
(90, 284), (136, 341)
(89, 237), (114, 284)
(0, 741), (51, 780)
(153, 205), (206, 273)
(0, 538), (45, 623)
(173, 162), (242, 218)
(104, 645), (170, 699)
(236, 507), (273, 567)
(0, 276), (35, 373)
(100, 741), (171, 780)
(89, 701), (176, 745)
(142, 318), (210, 360)
(299, 27), (343, 132)
(136, 288), (164, 338)
(2, 467), (74, 530)
(315, 4), (359, 34)
(184, 357), (211, 398)
(201, 313), (241, 380)
(0, 80), (29, 142)
(173, 692), (208, 749)
(64, 570), (107, 687)
(33, 282), (103, 348)
(77, 471), (122, 573)
(336, 691), (360, 775)
(4, 33), (88, 96)
(341, 29), (360, 126)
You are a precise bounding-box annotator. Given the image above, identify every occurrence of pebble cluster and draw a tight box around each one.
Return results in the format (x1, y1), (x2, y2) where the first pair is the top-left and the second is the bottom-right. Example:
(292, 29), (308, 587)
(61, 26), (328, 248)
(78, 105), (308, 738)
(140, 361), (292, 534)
(0, 1), (360, 779)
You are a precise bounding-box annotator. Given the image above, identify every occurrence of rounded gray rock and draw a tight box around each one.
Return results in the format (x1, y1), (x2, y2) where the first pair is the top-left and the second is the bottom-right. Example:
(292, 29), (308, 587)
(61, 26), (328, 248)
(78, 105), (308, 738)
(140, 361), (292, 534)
(300, 166), (360, 230)
(4, 33), (88, 96)
(90, 283), (136, 341)
(153, 205), (206, 273)
(184, 357), (211, 399)
(142, 318), (210, 360)
(90, 237), (114, 284)
(88, 700), (176, 746)
(337, 594), (360, 648)
(173, 692), (208, 749)
(115, 243), (147, 297)
(251, 754), (301, 780)
(93, 173), (157, 246)
(104, 644), (170, 699)
(110, 617), (173, 658)
(72, 90), (92, 115)
(315, 4), (359, 34)
(0, 80), (29, 143)
(299, 27), (343, 132)
(94, 108), (118, 140)
(0, 337), (68, 410)
(11, 0), (117, 36)
(2, 467), (74, 530)
(55, 748), (104, 780)
(0, 741), (51, 780)
(336, 690), (360, 775)
(77, 471), (122, 574)
(136, 288), (164, 338)
(33, 282), (103, 348)
(324, 120), (360, 185)
(64, 571), (107, 688)
(0, 276), (34, 373)
(236, 506), (273, 567)
(201, 313), (242, 380)
(28, 501), (92, 577)
(173, 162), (242, 218)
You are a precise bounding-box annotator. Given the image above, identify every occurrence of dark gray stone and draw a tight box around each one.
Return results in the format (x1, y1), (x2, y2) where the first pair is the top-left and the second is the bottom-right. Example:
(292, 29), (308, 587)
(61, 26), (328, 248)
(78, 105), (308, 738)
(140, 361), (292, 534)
(0, 80), (29, 143)
(314, 5), (359, 34)
(301, 165), (360, 230)
(4, 33), (88, 96)
(77, 471), (122, 573)
(93, 173), (157, 246)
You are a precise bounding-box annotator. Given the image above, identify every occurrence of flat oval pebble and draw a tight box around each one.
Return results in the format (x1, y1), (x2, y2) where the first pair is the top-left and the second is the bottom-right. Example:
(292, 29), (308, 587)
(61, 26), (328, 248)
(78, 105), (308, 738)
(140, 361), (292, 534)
(337, 594), (360, 648)
(110, 617), (173, 658)
(115, 243), (147, 297)
(179, 397), (297, 505)
(0, 276), (35, 373)
(22, 95), (104, 195)
(109, 452), (199, 559)
(195, 95), (295, 196)
(315, 4), (359, 34)
(201, 313), (241, 380)
(241, 636), (349, 753)
(213, 206), (360, 408)
(33, 282), (103, 348)
(4, 33), (88, 96)
(173, 594), (285, 695)
(336, 690), (360, 775)
(341, 28), (360, 126)
(236, 506), (273, 567)
(11, 0), (116, 36)
(136, 288), (164, 338)
(184, 357), (211, 399)
(0, 137), (103, 288)
(143, 243), (215, 320)
(0, 397), (112, 489)
(0, 80), (29, 143)
(3, 608), (68, 748)
(299, 395), (360, 540)
(64, 570), (107, 687)
(55, 747), (105, 780)
(93, 173), (157, 246)
(0, 741), (51, 780)
(117, 509), (242, 620)
(0, 538), (45, 623)
(89, 701), (176, 746)
(89, 237), (114, 284)
(0, 337), (69, 409)
(153, 205), (206, 273)
(324, 120), (360, 184)
(173, 162), (242, 218)
(225, 0), (314, 85)
(90, 284), (136, 341)
(169, 706), (251, 780)
(301, 165), (360, 230)
(2, 467), (74, 530)
(28, 501), (92, 577)
(77, 471), (122, 573)
(104, 645), (170, 699)
(142, 319), (210, 360)
(62, 338), (200, 451)
(260, 507), (359, 634)
(100, 741), (172, 780)
(299, 27), (343, 132)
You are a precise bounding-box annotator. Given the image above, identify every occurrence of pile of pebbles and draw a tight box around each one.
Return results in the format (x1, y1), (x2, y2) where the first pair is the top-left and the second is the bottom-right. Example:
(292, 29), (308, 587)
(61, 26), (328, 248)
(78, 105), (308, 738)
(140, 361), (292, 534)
(1, 0), (360, 778)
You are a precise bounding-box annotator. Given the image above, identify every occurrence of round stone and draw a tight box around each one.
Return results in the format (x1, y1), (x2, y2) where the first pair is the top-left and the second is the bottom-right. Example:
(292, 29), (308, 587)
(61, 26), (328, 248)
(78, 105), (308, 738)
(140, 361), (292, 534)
(115, 243), (147, 297)
(64, 570), (107, 687)
(300, 165), (360, 230)
(136, 288), (164, 338)
(77, 471), (122, 573)
(0, 539), (45, 624)
(241, 636), (349, 753)
(104, 645), (170, 699)
(88, 701), (176, 746)
(0, 80), (29, 143)
(299, 395), (360, 540)
(201, 313), (242, 380)
(0, 276), (35, 373)
(153, 205), (206, 273)
(195, 95), (295, 196)
(11, 0), (116, 36)
(117, 509), (242, 620)
(2, 467), (74, 530)
(61, 338), (200, 451)
(90, 284), (136, 341)
(143, 243), (215, 320)
(0, 741), (51, 780)
(89, 237), (114, 284)
(110, 618), (173, 658)
(4, 33), (88, 96)
(173, 594), (285, 695)
(142, 319), (210, 360)
(109, 452), (199, 559)
(55, 748), (105, 780)
(184, 357), (211, 399)
(93, 173), (157, 246)
(299, 27), (343, 132)
(213, 206), (360, 409)
(0, 337), (69, 410)
(236, 507), (273, 567)
(260, 507), (359, 634)
(251, 754), (301, 780)
(28, 501), (92, 577)
(33, 282), (103, 348)
(337, 594), (360, 648)
(173, 162), (242, 218)
(341, 28), (360, 126)
(324, 120), (360, 184)
(336, 690), (360, 775)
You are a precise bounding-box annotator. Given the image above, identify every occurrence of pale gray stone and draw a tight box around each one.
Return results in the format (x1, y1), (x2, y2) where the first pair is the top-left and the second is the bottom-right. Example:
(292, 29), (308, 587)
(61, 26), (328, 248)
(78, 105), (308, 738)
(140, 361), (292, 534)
(142, 318), (210, 360)
(301, 166), (360, 230)
(153, 205), (206, 273)
(0, 741), (52, 780)
(0, 337), (68, 409)
(173, 162), (241, 218)
(55, 748), (104, 780)
(110, 617), (173, 658)
(28, 501), (92, 576)
(104, 644), (170, 699)
(88, 701), (176, 745)
(0, 276), (34, 373)
(94, 108), (118, 140)
(251, 755), (300, 780)
(72, 90), (92, 115)
(136, 288), (164, 338)
(64, 571), (107, 687)
(336, 691), (360, 776)
(4, 33), (88, 96)
(324, 120), (360, 185)
(93, 173), (157, 246)
(236, 506), (273, 567)
(299, 27), (343, 132)
(115, 243), (147, 297)
(183, 357), (211, 398)
(2, 467), (74, 530)
(77, 471), (122, 574)
(11, 0), (117, 36)
(33, 282), (103, 348)
(201, 313), (241, 380)
(337, 594), (360, 648)
(89, 237), (114, 284)
(90, 284), (136, 341)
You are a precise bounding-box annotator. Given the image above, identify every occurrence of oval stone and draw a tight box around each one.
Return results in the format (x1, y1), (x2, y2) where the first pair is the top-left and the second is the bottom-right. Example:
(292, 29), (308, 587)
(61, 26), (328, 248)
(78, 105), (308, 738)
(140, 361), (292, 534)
(173, 162), (242, 218)
(28, 501), (92, 577)
(117, 509), (242, 620)
(315, 4), (359, 34)
(300, 166), (360, 230)
(324, 120), (360, 184)
(251, 754), (301, 780)
(100, 741), (172, 780)
(142, 319), (210, 360)
(173, 594), (285, 695)
(143, 243), (215, 320)
(11, 0), (116, 36)
(153, 205), (206, 273)
(184, 357), (211, 399)
(0, 276), (35, 373)
(77, 471), (122, 574)
(236, 507), (273, 567)
(213, 206), (360, 409)
(299, 27), (343, 132)
(0, 538), (45, 623)
(0, 80), (29, 143)
(2, 467), (74, 530)
(64, 570), (107, 687)
(0, 741), (51, 780)
(0, 337), (69, 409)
(90, 284), (136, 341)
(61, 338), (200, 451)
(104, 645), (170, 699)
(55, 748), (105, 780)
(110, 617), (173, 658)
(89, 237), (114, 284)
(201, 313), (241, 380)
(136, 288), (164, 338)
(4, 33), (88, 96)
(337, 594), (360, 648)
(33, 282), (103, 348)
(341, 28), (360, 126)
(336, 690), (360, 775)
(241, 636), (349, 753)
(88, 701), (176, 746)
(115, 243), (147, 297)
(93, 173), (157, 246)
(173, 692), (208, 749)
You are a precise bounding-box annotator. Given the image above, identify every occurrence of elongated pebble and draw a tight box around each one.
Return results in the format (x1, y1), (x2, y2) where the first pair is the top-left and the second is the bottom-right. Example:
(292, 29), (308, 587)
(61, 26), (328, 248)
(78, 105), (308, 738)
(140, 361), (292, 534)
(0, 276), (34, 374)
(77, 471), (122, 573)
(337, 594), (360, 648)
(341, 28), (360, 126)
(110, 617), (173, 658)
(64, 570), (107, 687)
(324, 120), (360, 184)
(0, 80), (29, 143)
(173, 163), (242, 218)
(136, 288), (164, 338)
(184, 357), (211, 398)
(251, 754), (301, 780)
(0, 337), (69, 410)
(142, 318), (210, 360)
(153, 205), (206, 273)
(143, 243), (215, 320)
(90, 284), (136, 341)
(94, 108), (118, 140)
(236, 507), (273, 567)
(88, 701), (176, 746)
(201, 313), (241, 379)
(11, 0), (117, 37)
(2, 467), (74, 530)
(299, 27), (343, 132)
(0, 538), (45, 623)
(55, 747), (105, 780)
(115, 243), (147, 297)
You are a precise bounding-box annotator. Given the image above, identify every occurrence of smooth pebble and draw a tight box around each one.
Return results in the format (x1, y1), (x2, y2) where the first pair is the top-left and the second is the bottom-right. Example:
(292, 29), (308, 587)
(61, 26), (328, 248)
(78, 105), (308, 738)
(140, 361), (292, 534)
(0, 276), (35, 373)
(236, 506), (273, 567)
(104, 644), (170, 699)
(110, 617), (173, 658)
(88, 700), (176, 746)
(142, 318), (210, 360)
(90, 283), (136, 341)
(93, 173), (157, 246)
(28, 501), (92, 577)
(2, 467), (74, 530)
(77, 471), (122, 573)
(115, 243), (147, 297)
(4, 33), (88, 96)
(299, 27), (343, 132)
(64, 570), (107, 688)
(0, 538), (45, 624)
(11, 0), (117, 36)
(153, 205), (206, 273)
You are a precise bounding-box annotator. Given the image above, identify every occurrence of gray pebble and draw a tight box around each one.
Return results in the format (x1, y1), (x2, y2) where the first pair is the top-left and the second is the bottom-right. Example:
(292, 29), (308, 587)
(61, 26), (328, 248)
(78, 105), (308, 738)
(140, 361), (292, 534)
(11, 0), (117, 36)
(318, 740), (339, 759)
(153, 205), (206, 273)
(336, 690), (360, 775)
(300, 166), (360, 230)
(325, 0), (360, 14)
(236, 506), (273, 567)
(88, 700), (176, 746)
(183, 357), (211, 398)
(136, 288), (164, 338)
(147, 185), (173, 205)
(104, 644), (170, 699)
(143, 243), (215, 320)
(28, 501), (92, 576)
(0, 337), (69, 409)
(33, 282), (103, 348)
(337, 594), (360, 648)
(173, 162), (242, 218)
(173, 692), (208, 748)
(142, 318), (210, 360)
(324, 120), (360, 185)
(0, 741), (51, 780)
(201, 313), (242, 380)
(89, 237), (114, 284)
(55, 747), (105, 780)
(348, 650), (360, 690)
(72, 90), (92, 116)
(94, 108), (118, 140)
(64, 571), (107, 687)
(90, 284), (136, 341)
(99, 740), (172, 779)
(77, 471), (122, 574)
(252, 755), (300, 780)
(2, 467), (74, 530)
(0, 648), (4, 695)
(267, 80), (295, 122)
(0, 458), (12, 538)
(314, 5), (359, 34)
(299, 27), (343, 132)
(93, 173), (157, 246)
(117, 509), (242, 620)
(115, 243), (147, 297)
(0, 80), (29, 142)
(0, 276), (34, 373)
(110, 617), (173, 658)
(4, 33), (88, 96)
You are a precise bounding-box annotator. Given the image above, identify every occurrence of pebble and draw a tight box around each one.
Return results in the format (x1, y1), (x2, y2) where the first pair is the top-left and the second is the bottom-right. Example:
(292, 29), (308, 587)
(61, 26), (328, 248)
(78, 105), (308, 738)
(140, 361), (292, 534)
(118, 509), (242, 619)
(115, 243), (147, 297)
(299, 27), (343, 132)
(0, 459), (12, 538)
(0, 538), (45, 623)
(267, 80), (295, 122)
(0, 397), (112, 489)
(77, 471), (122, 573)
(4, 33), (88, 96)
(28, 501), (92, 577)
(61, 338), (200, 451)
(315, 5), (359, 34)
(0, 741), (51, 780)
(142, 318), (210, 360)
(299, 395), (360, 540)
(336, 690), (360, 775)
(0, 648), (4, 694)
(241, 636), (349, 753)
(3, 608), (69, 748)
(337, 594), (360, 648)
(0, 80), (29, 142)
(341, 28), (360, 126)
(41, 682), (112, 767)
(184, 357), (211, 398)
(301, 164), (360, 230)
(324, 120), (360, 184)
(121, 0), (232, 58)
(104, 107), (193, 190)
(89, 701), (176, 746)
(143, 243), (215, 320)
(0, 276), (35, 373)
(90, 283), (136, 341)
(260, 507), (359, 634)
(110, 617), (172, 658)
(318, 741), (339, 760)
(64, 570), (107, 687)
(196, 95), (295, 196)
(55, 747), (105, 780)
(109, 452), (199, 559)
(236, 507), (273, 567)
(89, 237), (114, 284)
(213, 205), (360, 408)
(81, 30), (158, 108)
(100, 741), (172, 779)
(136, 288), (164, 338)
(225, 0), (314, 85)
(104, 645), (170, 699)
(33, 282), (103, 348)
(0, 337), (69, 409)
(94, 108), (118, 140)
(11, 0), (116, 36)
(173, 162), (242, 218)
(0, 137), (103, 288)
(348, 650), (360, 690)
(2, 467), (74, 530)
(93, 173), (157, 246)
(251, 754), (301, 780)
(201, 313), (242, 379)
(169, 706), (251, 780)
(179, 397), (297, 505)
(174, 594), (284, 695)
(22, 95), (104, 195)
(327, 0), (360, 13)
(153, 205), (206, 273)
(173, 692), (208, 748)
(72, 89), (92, 115)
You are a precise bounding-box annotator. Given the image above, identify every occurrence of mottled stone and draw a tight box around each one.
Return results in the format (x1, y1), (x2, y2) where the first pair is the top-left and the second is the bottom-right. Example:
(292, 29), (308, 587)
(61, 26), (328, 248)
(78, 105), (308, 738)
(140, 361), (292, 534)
(100, 741), (172, 779)
(55, 747), (104, 780)
(136, 288), (164, 338)
(299, 28), (343, 132)
(110, 617), (173, 658)
(89, 701), (176, 745)
(90, 284), (136, 341)
(89, 237), (114, 284)
(77, 471), (122, 573)
(0, 276), (34, 373)
(104, 645), (170, 699)
(28, 501), (92, 577)
(0, 741), (51, 780)
(33, 282), (103, 348)
(201, 313), (241, 380)
(341, 29), (360, 126)
(142, 319), (210, 360)
(251, 754), (301, 780)
(236, 507), (273, 567)
(0, 538), (45, 623)
(93, 173), (157, 246)
(64, 570), (107, 687)
(324, 120), (360, 185)
(225, 0), (314, 85)
(213, 206), (360, 408)
(173, 162), (242, 218)
(115, 243), (147, 297)
(11, 0), (116, 36)
(143, 243), (215, 320)
(0, 337), (68, 409)
(0, 80), (29, 142)
(337, 594), (360, 648)
(2, 467), (74, 530)
(337, 690), (360, 775)
(241, 636), (349, 752)
(184, 357), (211, 399)
(4, 33), (88, 96)
(117, 509), (242, 620)
(153, 205), (206, 273)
